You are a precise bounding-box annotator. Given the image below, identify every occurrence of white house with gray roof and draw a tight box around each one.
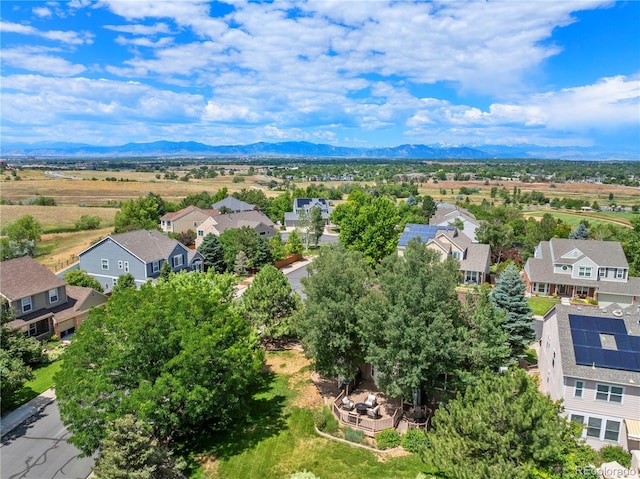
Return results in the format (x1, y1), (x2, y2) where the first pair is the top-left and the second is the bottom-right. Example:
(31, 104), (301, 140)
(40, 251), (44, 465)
(429, 203), (480, 242)
(78, 230), (204, 293)
(523, 238), (638, 307)
(539, 305), (640, 451)
(211, 197), (257, 213)
(284, 198), (331, 227)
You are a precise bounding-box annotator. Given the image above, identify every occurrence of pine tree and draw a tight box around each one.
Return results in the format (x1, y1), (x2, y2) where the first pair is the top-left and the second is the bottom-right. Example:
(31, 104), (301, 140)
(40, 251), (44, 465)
(159, 261), (173, 282)
(234, 250), (249, 276)
(198, 233), (226, 273)
(490, 264), (535, 358)
(286, 230), (304, 255)
(569, 222), (590, 240)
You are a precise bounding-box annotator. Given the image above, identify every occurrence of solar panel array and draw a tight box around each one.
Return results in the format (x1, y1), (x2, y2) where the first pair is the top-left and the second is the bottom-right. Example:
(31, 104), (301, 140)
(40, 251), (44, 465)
(398, 224), (456, 247)
(569, 314), (640, 372)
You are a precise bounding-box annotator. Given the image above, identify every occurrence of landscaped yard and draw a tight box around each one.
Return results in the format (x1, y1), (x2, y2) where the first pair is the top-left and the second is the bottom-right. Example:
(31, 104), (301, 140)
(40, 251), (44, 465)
(528, 296), (561, 316)
(188, 350), (437, 479)
(2, 360), (63, 414)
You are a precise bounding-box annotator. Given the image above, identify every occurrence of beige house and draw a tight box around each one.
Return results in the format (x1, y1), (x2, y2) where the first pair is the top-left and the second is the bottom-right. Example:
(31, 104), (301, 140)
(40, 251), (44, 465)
(397, 224), (491, 284)
(160, 205), (219, 234)
(0, 256), (107, 339)
(195, 210), (278, 247)
(539, 305), (640, 451)
(429, 203), (480, 242)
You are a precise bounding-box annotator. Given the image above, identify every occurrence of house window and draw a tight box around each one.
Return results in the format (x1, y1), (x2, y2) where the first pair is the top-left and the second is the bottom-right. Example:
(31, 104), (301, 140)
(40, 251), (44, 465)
(616, 269), (624, 279)
(198, 230), (203, 236)
(173, 255), (183, 267)
(124, 261), (129, 273)
(586, 417), (602, 438)
(48, 288), (58, 304)
(595, 384), (623, 403)
(575, 286), (589, 296)
(452, 251), (461, 259)
(604, 420), (620, 441)
(578, 267), (592, 278)
(192, 262), (202, 272)
(599, 268), (606, 277)
(101, 259), (109, 270)
(28, 322), (37, 337)
(118, 260), (123, 270)
(574, 380), (584, 398)
(194, 221), (198, 226)
(152, 261), (160, 273)
(570, 414), (584, 425)
(552, 351), (556, 368)
(21, 297), (32, 313)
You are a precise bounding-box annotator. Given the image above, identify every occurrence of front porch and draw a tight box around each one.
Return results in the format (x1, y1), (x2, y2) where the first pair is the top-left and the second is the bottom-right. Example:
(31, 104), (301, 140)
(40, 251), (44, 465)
(530, 282), (596, 300)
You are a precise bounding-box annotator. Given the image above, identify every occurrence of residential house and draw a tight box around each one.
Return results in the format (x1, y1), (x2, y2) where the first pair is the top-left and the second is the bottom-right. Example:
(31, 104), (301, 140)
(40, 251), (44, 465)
(429, 203), (480, 242)
(0, 256), (107, 339)
(160, 205), (218, 234)
(195, 210), (278, 248)
(78, 229), (204, 293)
(211, 197), (257, 213)
(398, 224), (491, 284)
(284, 198), (331, 228)
(539, 305), (640, 451)
(523, 238), (639, 307)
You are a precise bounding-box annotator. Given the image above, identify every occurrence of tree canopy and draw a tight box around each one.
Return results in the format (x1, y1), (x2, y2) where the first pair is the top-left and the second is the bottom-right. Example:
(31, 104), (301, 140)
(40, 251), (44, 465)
(64, 269), (105, 293)
(114, 195), (163, 233)
(219, 226), (273, 271)
(198, 233), (226, 273)
(55, 272), (264, 455)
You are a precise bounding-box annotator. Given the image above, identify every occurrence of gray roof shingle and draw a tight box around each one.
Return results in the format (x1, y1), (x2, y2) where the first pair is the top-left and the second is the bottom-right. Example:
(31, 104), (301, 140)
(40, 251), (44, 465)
(107, 230), (185, 263)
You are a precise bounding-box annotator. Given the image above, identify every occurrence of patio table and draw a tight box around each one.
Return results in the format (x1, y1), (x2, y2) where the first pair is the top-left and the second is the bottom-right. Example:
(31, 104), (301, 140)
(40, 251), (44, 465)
(355, 403), (368, 415)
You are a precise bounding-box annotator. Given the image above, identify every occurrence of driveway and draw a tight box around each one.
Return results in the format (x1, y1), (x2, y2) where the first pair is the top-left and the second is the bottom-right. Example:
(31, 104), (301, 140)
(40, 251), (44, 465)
(1, 400), (94, 479)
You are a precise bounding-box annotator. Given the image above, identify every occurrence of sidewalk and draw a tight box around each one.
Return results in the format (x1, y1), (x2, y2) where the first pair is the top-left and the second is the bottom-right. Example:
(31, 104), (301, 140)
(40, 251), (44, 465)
(0, 387), (56, 438)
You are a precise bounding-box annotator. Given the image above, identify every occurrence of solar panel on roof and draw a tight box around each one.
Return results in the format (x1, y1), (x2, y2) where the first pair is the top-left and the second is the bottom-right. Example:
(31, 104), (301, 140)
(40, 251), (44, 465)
(573, 346), (592, 365)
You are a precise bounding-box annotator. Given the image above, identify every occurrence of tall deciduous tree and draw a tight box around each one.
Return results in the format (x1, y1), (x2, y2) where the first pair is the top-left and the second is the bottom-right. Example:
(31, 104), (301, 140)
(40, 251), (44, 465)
(64, 270), (105, 293)
(476, 220), (513, 266)
(491, 264), (535, 358)
(93, 414), (185, 479)
(297, 245), (371, 379)
(111, 273), (136, 295)
(423, 369), (590, 479)
(114, 195), (162, 233)
(3, 215), (43, 243)
(286, 230), (304, 255)
(309, 206), (325, 247)
(55, 272), (263, 456)
(241, 265), (301, 342)
(358, 239), (462, 400)
(198, 233), (226, 273)
(219, 226), (272, 271)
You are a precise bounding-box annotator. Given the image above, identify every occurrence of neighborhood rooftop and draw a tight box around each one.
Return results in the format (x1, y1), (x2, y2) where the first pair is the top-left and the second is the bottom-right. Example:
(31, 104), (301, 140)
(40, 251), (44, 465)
(398, 224), (456, 247)
(0, 256), (66, 302)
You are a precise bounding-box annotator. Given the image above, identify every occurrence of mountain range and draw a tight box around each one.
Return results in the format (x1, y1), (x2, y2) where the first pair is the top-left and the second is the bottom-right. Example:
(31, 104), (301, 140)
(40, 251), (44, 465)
(1, 140), (636, 161)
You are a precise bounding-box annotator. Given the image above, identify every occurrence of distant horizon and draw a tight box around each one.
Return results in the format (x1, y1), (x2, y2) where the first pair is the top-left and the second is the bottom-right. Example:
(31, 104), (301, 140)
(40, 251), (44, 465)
(1, 1), (639, 156)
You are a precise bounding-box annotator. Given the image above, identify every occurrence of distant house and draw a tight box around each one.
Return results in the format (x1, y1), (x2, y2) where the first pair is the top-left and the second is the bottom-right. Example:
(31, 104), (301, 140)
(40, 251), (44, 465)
(195, 210), (277, 248)
(0, 256), (107, 339)
(539, 305), (640, 451)
(398, 224), (491, 284)
(211, 197), (257, 213)
(160, 205), (218, 234)
(78, 230), (204, 293)
(523, 238), (638, 307)
(284, 198), (331, 227)
(429, 203), (480, 242)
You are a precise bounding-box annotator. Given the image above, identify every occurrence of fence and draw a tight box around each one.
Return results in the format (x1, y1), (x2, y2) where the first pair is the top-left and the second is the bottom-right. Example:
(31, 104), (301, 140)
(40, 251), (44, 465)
(332, 392), (402, 437)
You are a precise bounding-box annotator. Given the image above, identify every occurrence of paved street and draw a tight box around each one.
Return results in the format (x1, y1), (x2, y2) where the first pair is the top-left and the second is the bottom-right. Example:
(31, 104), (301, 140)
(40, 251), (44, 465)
(281, 261), (311, 299)
(1, 401), (94, 479)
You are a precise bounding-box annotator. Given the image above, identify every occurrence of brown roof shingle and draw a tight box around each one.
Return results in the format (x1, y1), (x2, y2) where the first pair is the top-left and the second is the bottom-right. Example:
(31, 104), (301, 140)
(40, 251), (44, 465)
(0, 256), (66, 302)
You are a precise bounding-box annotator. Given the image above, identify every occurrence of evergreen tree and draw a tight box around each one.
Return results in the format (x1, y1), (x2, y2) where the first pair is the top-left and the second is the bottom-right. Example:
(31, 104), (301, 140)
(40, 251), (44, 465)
(198, 233), (226, 273)
(159, 261), (173, 282)
(269, 234), (287, 262)
(490, 264), (535, 358)
(569, 222), (590, 240)
(286, 230), (304, 255)
(310, 206), (325, 247)
(93, 414), (185, 479)
(234, 251), (249, 276)
(420, 195), (437, 220)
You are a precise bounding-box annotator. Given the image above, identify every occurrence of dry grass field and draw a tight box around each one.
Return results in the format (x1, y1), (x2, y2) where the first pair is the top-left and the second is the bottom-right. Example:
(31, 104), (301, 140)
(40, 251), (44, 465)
(0, 205), (117, 230)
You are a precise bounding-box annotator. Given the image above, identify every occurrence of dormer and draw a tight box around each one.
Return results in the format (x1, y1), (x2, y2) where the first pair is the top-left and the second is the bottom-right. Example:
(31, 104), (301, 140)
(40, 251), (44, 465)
(570, 257), (598, 280)
(561, 248), (583, 260)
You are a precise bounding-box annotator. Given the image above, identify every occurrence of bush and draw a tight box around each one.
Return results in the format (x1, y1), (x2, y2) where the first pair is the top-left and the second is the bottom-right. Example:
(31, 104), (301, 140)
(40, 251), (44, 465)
(75, 215), (102, 231)
(376, 429), (401, 450)
(344, 427), (365, 444)
(313, 408), (327, 431)
(599, 445), (631, 468)
(402, 429), (429, 453)
(313, 407), (338, 433)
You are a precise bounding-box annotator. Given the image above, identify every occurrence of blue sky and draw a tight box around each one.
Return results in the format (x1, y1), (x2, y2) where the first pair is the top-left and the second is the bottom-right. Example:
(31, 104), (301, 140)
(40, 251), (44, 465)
(1, 1), (639, 157)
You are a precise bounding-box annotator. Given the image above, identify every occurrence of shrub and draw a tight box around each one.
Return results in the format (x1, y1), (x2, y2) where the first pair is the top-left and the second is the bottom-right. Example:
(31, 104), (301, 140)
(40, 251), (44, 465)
(599, 445), (631, 468)
(290, 471), (320, 479)
(402, 429), (429, 453)
(313, 407), (338, 433)
(313, 408), (327, 431)
(376, 429), (401, 450)
(344, 427), (364, 444)
(75, 215), (102, 231)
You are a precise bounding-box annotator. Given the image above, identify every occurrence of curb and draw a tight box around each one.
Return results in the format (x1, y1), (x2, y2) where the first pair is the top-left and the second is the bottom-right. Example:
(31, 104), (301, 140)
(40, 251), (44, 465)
(0, 388), (56, 438)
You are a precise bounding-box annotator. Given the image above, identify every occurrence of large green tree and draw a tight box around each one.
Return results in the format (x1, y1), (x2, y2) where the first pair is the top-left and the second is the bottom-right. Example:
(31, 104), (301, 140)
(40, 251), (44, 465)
(0, 215), (42, 259)
(111, 273), (137, 295)
(491, 264), (535, 358)
(55, 272), (263, 455)
(476, 220), (513, 266)
(309, 206), (325, 247)
(423, 369), (592, 479)
(358, 240), (463, 400)
(330, 190), (400, 265)
(198, 233), (226, 273)
(93, 414), (186, 479)
(114, 195), (163, 233)
(64, 270), (105, 293)
(297, 245), (371, 379)
(219, 226), (273, 271)
(241, 265), (301, 342)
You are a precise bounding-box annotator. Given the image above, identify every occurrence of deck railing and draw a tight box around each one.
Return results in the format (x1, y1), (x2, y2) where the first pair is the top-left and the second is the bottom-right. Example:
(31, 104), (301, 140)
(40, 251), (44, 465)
(332, 392), (402, 436)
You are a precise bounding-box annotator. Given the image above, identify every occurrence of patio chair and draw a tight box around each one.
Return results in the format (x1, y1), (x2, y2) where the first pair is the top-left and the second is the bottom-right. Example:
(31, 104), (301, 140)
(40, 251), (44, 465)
(364, 394), (377, 407)
(367, 405), (380, 419)
(342, 396), (354, 410)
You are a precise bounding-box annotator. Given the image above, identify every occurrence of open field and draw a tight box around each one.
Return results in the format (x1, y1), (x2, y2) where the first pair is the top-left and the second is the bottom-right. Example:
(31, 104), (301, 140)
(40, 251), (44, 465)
(524, 209), (636, 228)
(37, 227), (112, 272)
(0, 205), (117, 231)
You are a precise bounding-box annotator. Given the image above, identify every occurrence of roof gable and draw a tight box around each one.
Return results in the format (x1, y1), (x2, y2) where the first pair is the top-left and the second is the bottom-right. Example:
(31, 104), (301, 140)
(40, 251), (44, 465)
(561, 248), (583, 260)
(79, 230), (185, 264)
(0, 256), (66, 301)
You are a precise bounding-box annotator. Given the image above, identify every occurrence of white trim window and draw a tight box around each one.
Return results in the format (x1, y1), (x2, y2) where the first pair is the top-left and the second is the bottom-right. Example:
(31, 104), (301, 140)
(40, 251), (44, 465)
(21, 297), (32, 313)
(595, 384), (623, 403)
(101, 259), (109, 270)
(570, 414), (584, 425)
(172, 254), (183, 267)
(118, 260), (123, 270)
(604, 420), (621, 442)
(578, 266), (592, 278)
(574, 380), (584, 398)
(152, 260), (160, 273)
(615, 268), (625, 279)
(48, 288), (59, 304)
(599, 268), (606, 277)
(124, 261), (129, 273)
(586, 417), (602, 438)
(575, 286), (589, 296)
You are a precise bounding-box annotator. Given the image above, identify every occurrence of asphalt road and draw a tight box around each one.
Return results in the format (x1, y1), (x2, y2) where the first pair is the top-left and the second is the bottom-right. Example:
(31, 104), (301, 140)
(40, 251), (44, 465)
(1, 401), (94, 479)
(283, 261), (311, 299)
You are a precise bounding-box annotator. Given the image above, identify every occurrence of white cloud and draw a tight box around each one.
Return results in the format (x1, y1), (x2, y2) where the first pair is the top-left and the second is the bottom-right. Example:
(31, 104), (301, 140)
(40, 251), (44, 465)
(0, 20), (93, 45)
(32, 7), (52, 18)
(1, 48), (86, 76)
(103, 22), (172, 35)
(114, 35), (174, 48)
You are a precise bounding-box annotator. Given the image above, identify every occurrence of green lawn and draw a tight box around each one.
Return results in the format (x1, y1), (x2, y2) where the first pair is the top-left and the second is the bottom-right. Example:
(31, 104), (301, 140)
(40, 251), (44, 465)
(526, 209), (635, 228)
(3, 360), (63, 413)
(528, 296), (560, 316)
(188, 351), (436, 479)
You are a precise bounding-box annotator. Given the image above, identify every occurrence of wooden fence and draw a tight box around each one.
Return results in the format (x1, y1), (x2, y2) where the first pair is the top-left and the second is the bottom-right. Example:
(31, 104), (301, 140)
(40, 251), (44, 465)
(332, 392), (402, 437)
